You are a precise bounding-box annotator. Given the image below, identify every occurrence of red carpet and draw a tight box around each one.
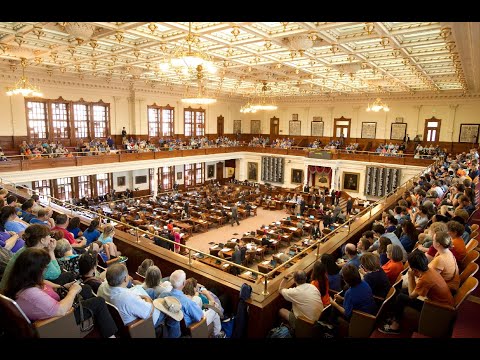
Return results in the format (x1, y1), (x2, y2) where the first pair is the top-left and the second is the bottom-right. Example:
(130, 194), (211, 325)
(452, 299), (480, 338)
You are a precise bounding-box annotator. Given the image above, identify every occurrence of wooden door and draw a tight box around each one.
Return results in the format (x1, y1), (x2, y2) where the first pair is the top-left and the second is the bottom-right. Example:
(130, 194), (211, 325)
(217, 115), (224, 136)
(216, 162), (224, 183)
(424, 117), (441, 143)
(270, 117), (279, 137)
(334, 117), (351, 138)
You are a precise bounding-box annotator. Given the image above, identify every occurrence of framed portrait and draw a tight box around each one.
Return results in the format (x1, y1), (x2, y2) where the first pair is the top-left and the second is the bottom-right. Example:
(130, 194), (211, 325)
(342, 172), (360, 192)
(177, 171), (183, 180)
(247, 162), (258, 181)
(233, 119), (242, 134)
(311, 119), (324, 137)
(135, 175), (147, 184)
(289, 120), (301, 136)
(117, 176), (125, 187)
(207, 164), (215, 178)
(390, 123), (407, 140)
(251, 120), (261, 134)
(291, 169), (304, 184)
(292, 113), (299, 120)
(459, 124), (480, 143)
(361, 122), (377, 139)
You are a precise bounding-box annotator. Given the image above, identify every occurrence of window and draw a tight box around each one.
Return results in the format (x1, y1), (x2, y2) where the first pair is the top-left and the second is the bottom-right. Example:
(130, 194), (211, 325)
(25, 98), (110, 142)
(184, 107), (205, 137)
(33, 180), (51, 201)
(148, 104), (174, 137)
(195, 163), (204, 184)
(26, 101), (48, 140)
(160, 166), (174, 190)
(96, 173), (110, 197)
(77, 175), (92, 199)
(51, 102), (69, 139)
(73, 104), (89, 139)
(184, 164), (194, 187)
(92, 104), (109, 138)
(184, 163), (204, 187)
(56, 177), (73, 201)
(424, 118), (441, 142)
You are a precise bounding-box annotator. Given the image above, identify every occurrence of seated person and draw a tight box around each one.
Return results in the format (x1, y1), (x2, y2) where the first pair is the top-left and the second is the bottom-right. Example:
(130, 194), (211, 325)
(78, 250), (104, 294)
(141, 265), (172, 299)
(359, 253), (390, 299)
(54, 239), (80, 278)
(330, 264), (377, 321)
(97, 263), (181, 337)
(0, 230), (24, 253)
(66, 217), (84, 239)
(378, 250), (454, 334)
(279, 270), (323, 329)
(382, 244), (405, 285)
(83, 219), (101, 245)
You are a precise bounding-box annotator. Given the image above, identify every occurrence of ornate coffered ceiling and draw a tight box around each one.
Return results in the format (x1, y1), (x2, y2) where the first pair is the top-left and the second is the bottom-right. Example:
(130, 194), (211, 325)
(0, 22), (478, 99)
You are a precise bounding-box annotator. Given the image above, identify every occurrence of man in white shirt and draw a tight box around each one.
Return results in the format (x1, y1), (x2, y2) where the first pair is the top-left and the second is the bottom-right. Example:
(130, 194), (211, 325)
(98, 263), (182, 337)
(278, 270), (323, 329)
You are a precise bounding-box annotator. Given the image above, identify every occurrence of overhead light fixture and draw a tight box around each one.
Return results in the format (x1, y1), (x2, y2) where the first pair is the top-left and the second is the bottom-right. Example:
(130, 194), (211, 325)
(170, 22), (216, 74)
(366, 98), (389, 112)
(250, 81), (277, 111)
(6, 58), (43, 97)
(181, 64), (216, 105)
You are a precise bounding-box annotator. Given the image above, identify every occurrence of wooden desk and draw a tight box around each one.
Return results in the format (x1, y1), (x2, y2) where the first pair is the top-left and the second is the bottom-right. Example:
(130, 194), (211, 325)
(197, 256), (230, 272)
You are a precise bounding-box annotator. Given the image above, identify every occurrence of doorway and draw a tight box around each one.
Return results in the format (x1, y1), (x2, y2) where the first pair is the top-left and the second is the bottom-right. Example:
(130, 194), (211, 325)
(216, 162), (224, 183)
(334, 117), (351, 138)
(270, 117), (279, 137)
(217, 115), (224, 136)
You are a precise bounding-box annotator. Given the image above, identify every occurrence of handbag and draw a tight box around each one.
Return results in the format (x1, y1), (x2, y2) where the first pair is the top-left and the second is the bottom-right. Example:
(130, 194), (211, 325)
(57, 286), (94, 332)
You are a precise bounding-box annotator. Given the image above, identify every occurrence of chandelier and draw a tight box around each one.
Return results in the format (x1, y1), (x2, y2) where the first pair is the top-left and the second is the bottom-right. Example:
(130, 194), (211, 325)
(240, 100), (257, 113)
(181, 65), (216, 105)
(366, 97), (389, 112)
(169, 22), (216, 74)
(248, 81), (277, 111)
(5, 58), (43, 97)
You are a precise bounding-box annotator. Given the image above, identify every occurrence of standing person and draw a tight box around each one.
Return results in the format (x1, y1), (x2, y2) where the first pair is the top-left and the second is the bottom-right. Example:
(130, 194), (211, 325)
(121, 127), (127, 140)
(346, 197), (353, 215)
(330, 189), (336, 206)
(230, 203), (240, 226)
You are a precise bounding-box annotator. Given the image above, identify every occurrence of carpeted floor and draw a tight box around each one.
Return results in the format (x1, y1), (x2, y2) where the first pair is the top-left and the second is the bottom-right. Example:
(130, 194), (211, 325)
(185, 207), (304, 271)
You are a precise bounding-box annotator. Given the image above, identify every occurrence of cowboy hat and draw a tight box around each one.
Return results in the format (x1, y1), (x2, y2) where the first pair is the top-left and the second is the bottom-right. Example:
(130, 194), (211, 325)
(153, 296), (184, 321)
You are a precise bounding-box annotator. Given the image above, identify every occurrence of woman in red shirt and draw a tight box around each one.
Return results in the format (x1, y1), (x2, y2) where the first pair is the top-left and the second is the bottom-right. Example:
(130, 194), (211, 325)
(310, 260), (330, 306)
(382, 244), (404, 285)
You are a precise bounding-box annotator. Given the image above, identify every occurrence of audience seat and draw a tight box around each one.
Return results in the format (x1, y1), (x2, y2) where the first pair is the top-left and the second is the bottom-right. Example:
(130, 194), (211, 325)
(106, 302), (156, 338)
(0, 294), (88, 338)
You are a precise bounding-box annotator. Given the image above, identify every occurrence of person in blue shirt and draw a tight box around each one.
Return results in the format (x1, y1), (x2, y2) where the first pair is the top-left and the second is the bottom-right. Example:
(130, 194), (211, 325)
(19, 199), (36, 223)
(159, 269), (203, 328)
(330, 264), (377, 320)
(1, 206), (27, 235)
(83, 219), (101, 245)
(66, 216), (83, 239)
(30, 208), (51, 226)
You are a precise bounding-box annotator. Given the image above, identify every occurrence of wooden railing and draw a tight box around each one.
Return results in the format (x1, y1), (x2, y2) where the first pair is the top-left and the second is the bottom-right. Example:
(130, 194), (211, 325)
(0, 146), (435, 173)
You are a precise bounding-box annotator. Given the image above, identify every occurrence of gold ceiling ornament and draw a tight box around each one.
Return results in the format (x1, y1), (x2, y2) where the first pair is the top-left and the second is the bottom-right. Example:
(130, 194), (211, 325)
(64, 22), (96, 46)
(307, 32), (318, 41)
(5, 58), (43, 97)
(67, 46), (76, 57)
(148, 22), (158, 34)
(364, 22), (375, 35)
(9, 61), (17, 72)
(264, 39), (272, 50)
(32, 25), (45, 40)
(89, 39), (98, 50)
(14, 34), (25, 47)
(280, 22), (289, 31)
(380, 37), (390, 49)
(50, 51), (58, 62)
(60, 66), (66, 73)
(133, 49), (140, 59)
(231, 26), (240, 40)
(330, 44), (339, 54)
(115, 31), (124, 43)
(46, 68), (53, 77)
(181, 65), (217, 105)
(445, 41), (456, 52)
(366, 97), (389, 112)
(440, 27), (452, 40)
(34, 57), (42, 65)
(392, 48), (401, 58)
(226, 47), (234, 57)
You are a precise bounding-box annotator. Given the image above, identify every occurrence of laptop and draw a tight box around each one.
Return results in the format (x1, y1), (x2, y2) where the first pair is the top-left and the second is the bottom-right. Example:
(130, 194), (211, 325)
(310, 215), (315, 220)
(270, 259), (277, 267)
(289, 250), (296, 257)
